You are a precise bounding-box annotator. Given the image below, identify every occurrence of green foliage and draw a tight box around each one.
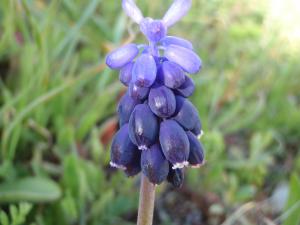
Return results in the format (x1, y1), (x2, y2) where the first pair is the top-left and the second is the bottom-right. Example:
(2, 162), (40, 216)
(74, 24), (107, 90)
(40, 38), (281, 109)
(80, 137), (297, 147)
(0, 177), (61, 203)
(0, 202), (33, 225)
(283, 174), (300, 225)
(0, 0), (299, 224)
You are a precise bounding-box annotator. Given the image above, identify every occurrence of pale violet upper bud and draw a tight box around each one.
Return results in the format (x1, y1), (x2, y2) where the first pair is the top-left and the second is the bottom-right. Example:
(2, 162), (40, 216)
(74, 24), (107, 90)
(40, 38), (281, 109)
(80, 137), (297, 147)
(164, 44), (202, 74)
(132, 53), (157, 87)
(119, 62), (134, 86)
(106, 43), (139, 69)
(140, 18), (167, 42)
(157, 61), (186, 89)
(160, 36), (193, 50)
(162, 0), (192, 28)
(122, 0), (144, 24)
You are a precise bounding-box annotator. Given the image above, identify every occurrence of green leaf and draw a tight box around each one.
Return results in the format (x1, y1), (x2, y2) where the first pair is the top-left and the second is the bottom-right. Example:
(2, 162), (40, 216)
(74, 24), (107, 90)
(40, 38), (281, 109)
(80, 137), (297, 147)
(283, 174), (300, 225)
(18, 203), (32, 218)
(0, 203), (33, 225)
(0, 211), (9, 225)
(9, 205), (18, 224)
(0, 177), (61, 203)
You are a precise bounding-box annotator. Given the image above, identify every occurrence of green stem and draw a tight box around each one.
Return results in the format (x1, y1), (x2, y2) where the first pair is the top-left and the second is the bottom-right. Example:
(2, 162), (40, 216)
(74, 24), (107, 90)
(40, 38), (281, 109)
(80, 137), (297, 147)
(137, 175), (156, 225)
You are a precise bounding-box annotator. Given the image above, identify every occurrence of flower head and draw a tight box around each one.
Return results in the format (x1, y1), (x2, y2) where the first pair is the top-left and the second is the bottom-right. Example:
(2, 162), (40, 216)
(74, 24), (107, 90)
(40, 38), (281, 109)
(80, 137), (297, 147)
(140, 18), (167, 42)
(106, 0), (205, 186)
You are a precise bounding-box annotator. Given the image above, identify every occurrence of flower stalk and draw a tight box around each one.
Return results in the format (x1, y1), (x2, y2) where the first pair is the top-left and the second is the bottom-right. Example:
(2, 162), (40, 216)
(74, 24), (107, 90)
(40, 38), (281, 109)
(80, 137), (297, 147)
(137, 175), (156, 225)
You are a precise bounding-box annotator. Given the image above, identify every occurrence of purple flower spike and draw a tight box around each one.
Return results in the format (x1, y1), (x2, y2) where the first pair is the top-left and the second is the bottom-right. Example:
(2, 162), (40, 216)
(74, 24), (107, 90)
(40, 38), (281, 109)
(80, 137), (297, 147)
(158, 61), (186, 89)
(129, 82), (150, 101)
(122, 0), (144, 24)
(132, 53), (157, 87)
(129, 104), (159, 150)
(106, 43), (139, 69)
(140, 18), (167, 42)
(167, 168), (184, 188)
(119, 62), (134, 86)
(162, 0), (192, 28)
(175, 75), (195, 97)
(118, 93), (141, 126)
(187, 131), (205, 168)
(159, 120), (190, 169)
(165, 44), (202, 74)
(148, 84), (176, 118)
(106, 0), (205, 186)
(110, 124), (140, 170)
(160, 36), (193, 50)
(141, 144), (169, 184)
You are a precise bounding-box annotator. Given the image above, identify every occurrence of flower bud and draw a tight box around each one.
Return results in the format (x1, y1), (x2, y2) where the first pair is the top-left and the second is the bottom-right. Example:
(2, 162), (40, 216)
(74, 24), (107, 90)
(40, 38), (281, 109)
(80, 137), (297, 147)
(191, 118), (203, 138)
(119, 62), (134, 86)
(157, 61), (186, 89)
(122, 0), (144, 24)
(173, 96), (199, 130)
(148, 84), (176, 118)
(110, 124), (140, 169)
(141, 144), (169, 184)
(162, 0), (192, 28)
(165, 44), (202, 74)
(161, 36), (193, 50)
(106, 44), (139, 69)
(118, 93), (141, 126)
(167, 167), (184, 188)
(132, 54), (157, 87)
(124, 156), (141, 177)
(129, 82), (150, 101)
(175, 75), (195, 97)
(186, 131), (205, 167)
(129, 104), (159, 150)
(159, 120), (190, 169)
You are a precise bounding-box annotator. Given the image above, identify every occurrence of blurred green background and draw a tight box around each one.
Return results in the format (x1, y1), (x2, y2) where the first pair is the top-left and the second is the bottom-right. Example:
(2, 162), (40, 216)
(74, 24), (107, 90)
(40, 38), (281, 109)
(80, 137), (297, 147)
(0, 0), (300, 224)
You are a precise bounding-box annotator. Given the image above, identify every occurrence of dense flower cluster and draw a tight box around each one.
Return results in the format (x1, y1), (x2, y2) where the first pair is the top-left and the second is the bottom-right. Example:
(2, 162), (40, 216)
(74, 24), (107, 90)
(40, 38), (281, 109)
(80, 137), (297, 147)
(106, 0), (205, 187)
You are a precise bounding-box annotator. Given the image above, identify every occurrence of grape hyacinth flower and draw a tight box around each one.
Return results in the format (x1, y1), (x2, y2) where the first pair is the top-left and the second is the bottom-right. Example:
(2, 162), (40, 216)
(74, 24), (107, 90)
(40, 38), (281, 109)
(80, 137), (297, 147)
(106, 1), (205, 223)
(107, 0), (204, 185)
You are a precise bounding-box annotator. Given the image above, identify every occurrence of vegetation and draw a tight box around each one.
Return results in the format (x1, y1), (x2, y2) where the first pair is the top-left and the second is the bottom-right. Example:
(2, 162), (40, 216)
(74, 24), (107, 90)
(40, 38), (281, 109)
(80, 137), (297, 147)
(0, 0), (299, 224)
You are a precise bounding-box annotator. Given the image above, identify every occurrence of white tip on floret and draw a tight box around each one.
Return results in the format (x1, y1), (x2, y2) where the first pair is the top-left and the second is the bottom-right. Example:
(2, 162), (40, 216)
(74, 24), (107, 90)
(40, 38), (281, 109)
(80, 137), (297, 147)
(138, 145), (148, 151)
(172, 161), (189, 169)
(191, 160), (206, 169)
(110, 161), (126, 170)
(197, 130), (204, 139)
